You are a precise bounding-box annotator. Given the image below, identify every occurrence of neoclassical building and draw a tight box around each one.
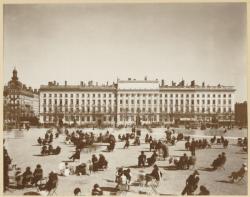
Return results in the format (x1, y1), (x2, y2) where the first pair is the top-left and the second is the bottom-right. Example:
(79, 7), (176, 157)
(39, 78), (235, 126)
(3, 68), (39, 128)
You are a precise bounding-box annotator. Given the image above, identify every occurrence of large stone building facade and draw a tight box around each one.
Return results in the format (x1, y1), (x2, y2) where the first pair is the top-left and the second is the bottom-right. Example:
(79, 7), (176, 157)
(39, 78), (235, 127)
(3, 68), (39, 128)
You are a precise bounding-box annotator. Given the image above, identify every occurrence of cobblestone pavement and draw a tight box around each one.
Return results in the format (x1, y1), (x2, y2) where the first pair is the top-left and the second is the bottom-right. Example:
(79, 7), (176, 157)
(3, 127), (248, 195)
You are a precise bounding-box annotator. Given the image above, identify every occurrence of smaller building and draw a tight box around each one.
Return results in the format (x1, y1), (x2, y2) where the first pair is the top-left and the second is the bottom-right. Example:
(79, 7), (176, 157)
(3, 68), (39, 129)
(235, 101), (248, 127)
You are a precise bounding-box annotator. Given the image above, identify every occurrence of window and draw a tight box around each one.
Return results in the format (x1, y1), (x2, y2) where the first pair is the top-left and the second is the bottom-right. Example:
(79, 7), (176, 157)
(109, 94), (111, 98)
(137, 100), (140, 104)
(43, 94), (46, 97)
(82, 94), (85, 97)
(120, 100), (123, 104)
(126, 100), (128, 104)
(93, 94), (95, 98)
(49, 99), (52, 104)
(191, 94), (194, 98)
(71, 94), (73, 98)
(76, 99), (79, 105)
(186, 94), (189, 98)
(154, 100), (157, 104)
(208, 94), (210, 98)
(43, 107), (46, 112)
(218, 100), (221, 104)
(213, 94), (215, 98)
(98, 94), (100, 98)
(197, 94), (199, 98)
(43, 99), (46, 104)
(207, 100), (210, 104)
(176, 94), (178, 98)
(148, 100), (151, 104)
(143, 100), (146, 104)
(202, 94), (205, 98)
(65, 94), (68, 98)
(197, 100), (199, 104)
(223, 94), (226, 98)
(71, 99), (73, 104)
(49, 94), (52, 97)
(213, 100), (215, 105)
(54, 100), (57, 105)
(65, 100), (68, 105)
(170, 94), (173, 98)
(229, 94), (231, 98)
(228, 100), (231, 104)
(223, 100), (226, 105)
(103, 94), (106, 98)
(165, 94), (168, 97)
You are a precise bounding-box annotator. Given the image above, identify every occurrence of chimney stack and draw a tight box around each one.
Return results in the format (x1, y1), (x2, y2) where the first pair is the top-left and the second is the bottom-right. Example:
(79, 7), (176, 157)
(202, 82), (205, 87)
(161, 80), (165, 86)
(191, 80), (195, 87)
(80, 81), (83, 86)
(144, 76), (147, 81)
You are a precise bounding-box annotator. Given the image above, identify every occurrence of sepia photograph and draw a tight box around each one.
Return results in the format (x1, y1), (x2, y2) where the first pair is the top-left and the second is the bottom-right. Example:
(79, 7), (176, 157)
(2, 2), (248, 196)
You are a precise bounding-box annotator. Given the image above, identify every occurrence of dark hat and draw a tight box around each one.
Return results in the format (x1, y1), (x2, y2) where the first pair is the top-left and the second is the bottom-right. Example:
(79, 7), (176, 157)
(194, 170), (199, 175)
(94, 184), (99, 188)
(74, 187), (81, 195)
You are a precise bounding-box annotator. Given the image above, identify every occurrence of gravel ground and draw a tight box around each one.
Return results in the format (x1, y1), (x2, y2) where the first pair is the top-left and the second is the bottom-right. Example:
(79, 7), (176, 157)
(3, 127), (248, 196)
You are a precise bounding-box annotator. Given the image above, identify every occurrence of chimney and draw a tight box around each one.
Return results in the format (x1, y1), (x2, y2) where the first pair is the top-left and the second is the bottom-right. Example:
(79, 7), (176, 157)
(144, 76), (147, 81)
(106, 81), (108, 86)
(128, 78), (131, 81)
(161, 80), (165, 86)
(80, 81), (83, 86)
(202, 82), (205, 87)
(191, 80), (195, 87)
(65, 81), (67, 86)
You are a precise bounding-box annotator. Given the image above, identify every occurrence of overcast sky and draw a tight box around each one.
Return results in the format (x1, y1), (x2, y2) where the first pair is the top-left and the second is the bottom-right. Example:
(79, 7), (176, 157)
(3, 3), (247, 102)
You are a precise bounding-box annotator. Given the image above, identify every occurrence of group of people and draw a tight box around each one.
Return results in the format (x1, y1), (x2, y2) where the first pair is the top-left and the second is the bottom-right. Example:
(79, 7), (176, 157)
(41, 145), (61, 156)
(91, 154), (108, 172)
(15, 164), (43, 189)
(172, 153), (196, 170)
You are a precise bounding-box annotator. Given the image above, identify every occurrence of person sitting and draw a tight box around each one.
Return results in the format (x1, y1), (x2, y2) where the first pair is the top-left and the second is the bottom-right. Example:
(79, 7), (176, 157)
(65, 136), (71, 145)
(92, 155), (99, 172)
(138, 151), (147, 167)
(161, 143), (169, 160)
(123, 168), (132, 186)
(15, 168), (23, 189)
(53, 146), (61, 155)
(115, 168), (124, 183)
(41, 145), (49, 156)
(211, 154), (225, 170)
(22, 167), (33, 187)
(92, 184), (103, 196)
(179, 153), (189, 170)
(188, 156), (196, 169)
(32, 164), (43, 186)
(75, 163), (87, 175)
(133, 136), (140, 146)
(40, 171), (58, 193)
(48, 145), (54, 155)
(198, 185), (210, 195)
(181, 170), (200, 195)
(145, 134), (149, 143)
(116, 172), (128, 191)
(147, 151), (158, 166)
(107, 140), (115, 152)
(37, 137), (43, 145)
(97, 154), (108, 169)
(123, 139), (130, 149)
(145, 165), (162, 186)
(69, 149), (81, 162)
(74, 187), (81, 196)
(228, 163), (247, 182)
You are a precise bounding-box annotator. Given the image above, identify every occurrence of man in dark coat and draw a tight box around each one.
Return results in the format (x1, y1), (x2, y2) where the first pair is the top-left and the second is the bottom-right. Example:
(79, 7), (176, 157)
(182, 170), (200, 195)
(138, 151), (147, 167)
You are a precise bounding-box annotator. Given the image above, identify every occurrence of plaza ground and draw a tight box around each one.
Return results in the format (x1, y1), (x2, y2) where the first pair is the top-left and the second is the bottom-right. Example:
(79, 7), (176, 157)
(3, 127), (248, 195)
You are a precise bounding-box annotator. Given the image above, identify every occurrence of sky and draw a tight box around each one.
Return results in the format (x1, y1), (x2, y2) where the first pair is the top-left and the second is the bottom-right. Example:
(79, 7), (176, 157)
(3, 3), (247, 102)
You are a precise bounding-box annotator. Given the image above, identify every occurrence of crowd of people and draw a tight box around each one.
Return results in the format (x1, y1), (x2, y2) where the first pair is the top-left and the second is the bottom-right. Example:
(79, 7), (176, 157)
(3, 126), (248, 196)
